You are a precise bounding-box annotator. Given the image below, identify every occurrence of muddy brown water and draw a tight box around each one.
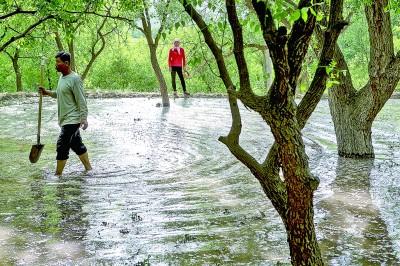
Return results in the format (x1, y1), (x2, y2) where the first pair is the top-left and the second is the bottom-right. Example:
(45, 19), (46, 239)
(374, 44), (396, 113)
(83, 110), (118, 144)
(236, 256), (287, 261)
(0, 97), (399, 265)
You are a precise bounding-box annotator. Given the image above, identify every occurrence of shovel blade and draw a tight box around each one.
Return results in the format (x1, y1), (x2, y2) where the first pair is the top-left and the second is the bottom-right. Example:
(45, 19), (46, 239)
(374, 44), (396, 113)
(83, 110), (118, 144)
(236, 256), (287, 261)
(29, 144), (44, 163)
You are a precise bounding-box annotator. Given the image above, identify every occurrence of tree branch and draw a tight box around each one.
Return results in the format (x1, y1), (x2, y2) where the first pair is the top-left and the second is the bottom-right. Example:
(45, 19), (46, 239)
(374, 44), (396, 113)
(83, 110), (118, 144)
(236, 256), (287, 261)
(81, 14), (110, 80)
(297, 0), (347, 128)
(287, 0), (319, 93)
(225, 0), (252, 92)
(63, 10), (144, 33)
(0, 9), (36, 20)
(0, 15), (54, 53)
(155, 0), (171, 47)
(365, 0), (394, 79)
(252, 0), (290, 102)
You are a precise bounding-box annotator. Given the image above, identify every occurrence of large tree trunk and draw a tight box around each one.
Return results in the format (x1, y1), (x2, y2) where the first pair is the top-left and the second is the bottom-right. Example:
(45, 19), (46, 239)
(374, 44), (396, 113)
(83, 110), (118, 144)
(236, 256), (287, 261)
(328, 0), (400, 158)
(329, 87), (374, 157)
(274, 112), (323, 264)
(286, 200), (322, 264)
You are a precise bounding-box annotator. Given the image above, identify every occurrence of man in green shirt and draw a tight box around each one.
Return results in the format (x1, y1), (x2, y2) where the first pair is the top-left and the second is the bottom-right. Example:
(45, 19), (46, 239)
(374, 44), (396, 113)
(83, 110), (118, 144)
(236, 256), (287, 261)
(39, 51), (92, 176)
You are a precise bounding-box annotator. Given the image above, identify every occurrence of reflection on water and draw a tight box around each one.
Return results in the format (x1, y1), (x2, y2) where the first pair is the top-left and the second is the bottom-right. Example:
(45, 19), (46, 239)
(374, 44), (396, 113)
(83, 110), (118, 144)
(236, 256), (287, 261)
(0, 97), (399, 265)
(318, 158), (397, 265)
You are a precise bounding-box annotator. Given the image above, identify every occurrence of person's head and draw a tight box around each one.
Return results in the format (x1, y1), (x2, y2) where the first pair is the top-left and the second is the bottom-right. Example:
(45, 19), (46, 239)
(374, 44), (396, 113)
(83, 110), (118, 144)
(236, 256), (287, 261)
(173, 38), (180, 47)
(55, 51), (71, 74)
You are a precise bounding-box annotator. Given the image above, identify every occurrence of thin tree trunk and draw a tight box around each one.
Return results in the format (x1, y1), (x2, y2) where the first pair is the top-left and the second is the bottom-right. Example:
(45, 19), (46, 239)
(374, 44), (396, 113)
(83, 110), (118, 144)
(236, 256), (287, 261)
(68, 39), (76, 71)
(54, 31), (64, 51)
(6, 49), (22, 92)
(13, 51), (22, 92)
(140, 8), (169, 107)
(149, 45), (170, 106)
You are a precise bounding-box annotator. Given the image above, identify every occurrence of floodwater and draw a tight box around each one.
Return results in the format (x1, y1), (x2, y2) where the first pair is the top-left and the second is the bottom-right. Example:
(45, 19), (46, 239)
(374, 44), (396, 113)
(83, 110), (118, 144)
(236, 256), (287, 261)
(0, 97), (399, 265)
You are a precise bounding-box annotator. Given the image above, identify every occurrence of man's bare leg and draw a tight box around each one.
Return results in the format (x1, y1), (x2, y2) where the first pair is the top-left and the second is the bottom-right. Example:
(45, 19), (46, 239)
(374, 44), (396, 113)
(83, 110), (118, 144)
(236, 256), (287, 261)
(55, 160), (67, 176)
(78, 152), (92, 171)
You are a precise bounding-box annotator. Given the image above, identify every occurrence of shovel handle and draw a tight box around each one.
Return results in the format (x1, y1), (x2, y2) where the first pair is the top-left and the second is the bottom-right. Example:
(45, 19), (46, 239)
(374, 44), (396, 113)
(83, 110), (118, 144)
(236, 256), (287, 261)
(37, 59), (44, 145)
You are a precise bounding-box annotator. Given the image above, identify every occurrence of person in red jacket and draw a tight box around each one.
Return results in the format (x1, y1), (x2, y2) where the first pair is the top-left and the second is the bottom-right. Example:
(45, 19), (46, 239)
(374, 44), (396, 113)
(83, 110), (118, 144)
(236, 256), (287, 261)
(168, 38), (190, 97)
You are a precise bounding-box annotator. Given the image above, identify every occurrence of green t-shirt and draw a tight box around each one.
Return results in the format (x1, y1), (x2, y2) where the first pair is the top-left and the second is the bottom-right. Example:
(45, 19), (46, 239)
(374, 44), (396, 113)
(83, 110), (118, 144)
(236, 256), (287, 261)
(50, 72), (88, 126)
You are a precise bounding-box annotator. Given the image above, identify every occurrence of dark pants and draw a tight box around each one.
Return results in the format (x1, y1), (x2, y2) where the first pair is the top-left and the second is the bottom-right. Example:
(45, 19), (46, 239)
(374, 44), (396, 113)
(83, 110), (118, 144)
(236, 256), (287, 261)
(171, 66), (186, 92)
(56, 124), (87, 160)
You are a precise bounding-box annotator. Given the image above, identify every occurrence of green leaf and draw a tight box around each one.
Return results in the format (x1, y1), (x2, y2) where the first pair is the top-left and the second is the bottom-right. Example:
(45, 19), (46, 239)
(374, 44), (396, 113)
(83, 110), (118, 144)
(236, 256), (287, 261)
(290, 9), (301, 22)
(316, 13), (324, 22)
(309, 7), (316, 17)
(301, 7), (308, 22)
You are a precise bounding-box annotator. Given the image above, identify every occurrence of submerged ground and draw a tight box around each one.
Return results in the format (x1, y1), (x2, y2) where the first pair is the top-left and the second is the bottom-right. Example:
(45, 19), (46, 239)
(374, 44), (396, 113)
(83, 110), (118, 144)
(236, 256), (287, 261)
(0, 97), (399, 265)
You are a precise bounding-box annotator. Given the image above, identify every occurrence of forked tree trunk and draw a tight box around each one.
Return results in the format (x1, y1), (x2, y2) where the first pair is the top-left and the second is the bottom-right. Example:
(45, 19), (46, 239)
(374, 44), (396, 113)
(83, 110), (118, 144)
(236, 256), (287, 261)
(182, 0), (345, 264)
(328, 0), (400, 158)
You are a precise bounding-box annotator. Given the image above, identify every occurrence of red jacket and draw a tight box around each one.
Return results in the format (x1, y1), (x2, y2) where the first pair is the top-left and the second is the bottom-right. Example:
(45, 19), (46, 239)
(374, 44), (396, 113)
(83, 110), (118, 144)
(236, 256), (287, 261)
(168, 47), (186, 67)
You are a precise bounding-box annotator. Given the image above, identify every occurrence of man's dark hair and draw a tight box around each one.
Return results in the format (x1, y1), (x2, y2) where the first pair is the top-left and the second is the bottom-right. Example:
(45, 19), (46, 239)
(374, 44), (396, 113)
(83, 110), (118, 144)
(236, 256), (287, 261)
(55, 51), (71, 63)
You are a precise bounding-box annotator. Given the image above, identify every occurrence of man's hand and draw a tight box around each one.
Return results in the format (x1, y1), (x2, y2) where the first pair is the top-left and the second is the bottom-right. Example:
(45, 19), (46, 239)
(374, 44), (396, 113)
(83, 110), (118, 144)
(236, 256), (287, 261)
(80, 119), (88, 130)
(38, 86), (50, 96)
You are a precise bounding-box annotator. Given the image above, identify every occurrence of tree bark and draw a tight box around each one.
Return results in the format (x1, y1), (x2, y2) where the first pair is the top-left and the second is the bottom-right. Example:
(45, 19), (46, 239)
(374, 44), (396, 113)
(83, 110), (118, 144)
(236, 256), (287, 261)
(328, 0), (400, 158)
(329, 87), (374, 158)
(6, 49), (23, 92)
(140, 2), (170, 107)
(13, 50), (22, 92)
(148, 41), (170, 107)
(54, 31), (64, 51)
(67, 39), (76, 71)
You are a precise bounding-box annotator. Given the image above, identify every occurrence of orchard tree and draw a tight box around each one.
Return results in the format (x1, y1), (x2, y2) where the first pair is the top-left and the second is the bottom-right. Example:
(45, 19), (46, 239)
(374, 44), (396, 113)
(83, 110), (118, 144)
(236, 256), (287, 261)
(180, 0), (346, 264)
(327, 0), (400, 158)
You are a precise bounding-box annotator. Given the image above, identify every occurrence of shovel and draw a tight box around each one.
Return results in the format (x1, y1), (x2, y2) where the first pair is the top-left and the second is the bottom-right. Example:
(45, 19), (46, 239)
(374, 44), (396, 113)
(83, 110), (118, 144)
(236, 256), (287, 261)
(29, 58), (45, 163)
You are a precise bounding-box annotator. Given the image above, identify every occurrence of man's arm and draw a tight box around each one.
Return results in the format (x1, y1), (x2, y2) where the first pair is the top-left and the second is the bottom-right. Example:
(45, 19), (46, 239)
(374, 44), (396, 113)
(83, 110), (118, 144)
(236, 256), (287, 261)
(38, 86), (57, 98)
(72, 77), (89, 129)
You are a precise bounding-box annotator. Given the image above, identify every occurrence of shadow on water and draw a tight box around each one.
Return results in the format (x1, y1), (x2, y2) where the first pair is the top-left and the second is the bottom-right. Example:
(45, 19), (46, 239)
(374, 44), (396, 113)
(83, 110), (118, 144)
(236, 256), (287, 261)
(318, 157), (398, 265)
(0, 171), (87, 265)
